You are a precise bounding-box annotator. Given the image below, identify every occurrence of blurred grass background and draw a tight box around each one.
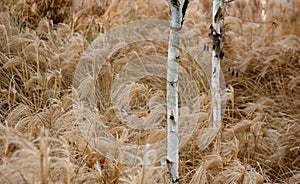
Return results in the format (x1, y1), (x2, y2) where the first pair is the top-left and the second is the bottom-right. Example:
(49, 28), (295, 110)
(0, 0), (299, 183)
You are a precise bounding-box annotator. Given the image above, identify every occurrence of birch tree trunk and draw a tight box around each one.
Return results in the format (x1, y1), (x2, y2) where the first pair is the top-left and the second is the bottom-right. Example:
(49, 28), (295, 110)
(167, 0), (182, 183)
(211, 0), (222, 128)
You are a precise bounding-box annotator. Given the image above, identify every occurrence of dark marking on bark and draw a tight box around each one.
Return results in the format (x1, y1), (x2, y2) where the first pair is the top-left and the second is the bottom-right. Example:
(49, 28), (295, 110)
(170, 0), (180, 9)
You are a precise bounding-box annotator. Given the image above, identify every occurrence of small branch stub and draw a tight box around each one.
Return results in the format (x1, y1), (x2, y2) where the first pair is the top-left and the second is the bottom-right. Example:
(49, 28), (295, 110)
(169, 80), (178, 87)
(170, 108), (176, 123)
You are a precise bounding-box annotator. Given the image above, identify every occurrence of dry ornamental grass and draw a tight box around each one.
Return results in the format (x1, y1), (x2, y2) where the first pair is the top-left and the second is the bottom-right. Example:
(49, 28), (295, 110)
(0, 0), (299, 183)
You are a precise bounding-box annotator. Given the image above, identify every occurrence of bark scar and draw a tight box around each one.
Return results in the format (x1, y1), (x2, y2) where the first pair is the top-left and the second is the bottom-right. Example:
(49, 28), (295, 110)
(169, 80), (178, 87)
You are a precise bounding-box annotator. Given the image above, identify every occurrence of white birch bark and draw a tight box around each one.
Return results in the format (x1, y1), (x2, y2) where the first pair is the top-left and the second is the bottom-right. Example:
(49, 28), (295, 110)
(167, 0), (182, 183)
(211, 0), (222, 128)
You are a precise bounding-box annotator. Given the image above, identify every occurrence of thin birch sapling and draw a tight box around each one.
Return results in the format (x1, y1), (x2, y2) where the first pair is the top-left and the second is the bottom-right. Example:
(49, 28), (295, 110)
(166, 0), (189, 183)
(210, 0), (223, 128)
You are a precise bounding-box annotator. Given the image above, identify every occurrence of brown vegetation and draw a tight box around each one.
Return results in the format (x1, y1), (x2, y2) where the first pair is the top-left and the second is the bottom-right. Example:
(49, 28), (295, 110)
(0, 0), (299, 183)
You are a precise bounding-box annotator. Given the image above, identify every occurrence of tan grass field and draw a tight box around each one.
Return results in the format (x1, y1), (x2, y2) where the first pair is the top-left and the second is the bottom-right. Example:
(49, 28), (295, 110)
(0, 0), (299, 183)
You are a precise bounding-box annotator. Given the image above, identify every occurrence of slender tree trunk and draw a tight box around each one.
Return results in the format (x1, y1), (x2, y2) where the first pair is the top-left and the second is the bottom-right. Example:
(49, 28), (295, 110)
(167, 0), (182, 183)
(211, 0), (222, 128)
